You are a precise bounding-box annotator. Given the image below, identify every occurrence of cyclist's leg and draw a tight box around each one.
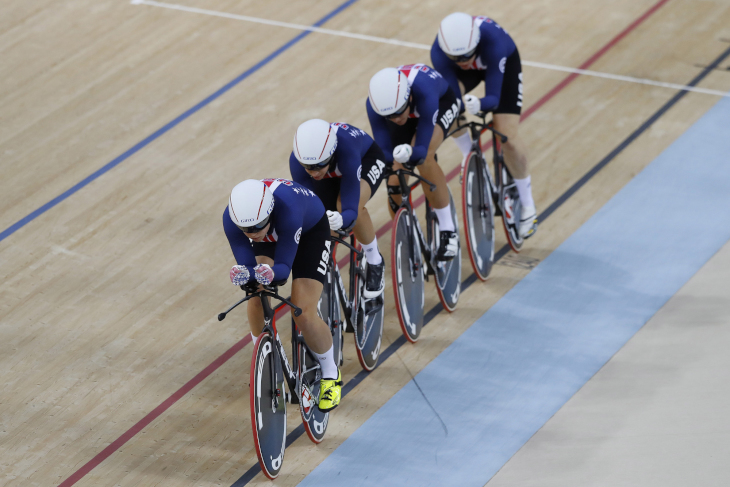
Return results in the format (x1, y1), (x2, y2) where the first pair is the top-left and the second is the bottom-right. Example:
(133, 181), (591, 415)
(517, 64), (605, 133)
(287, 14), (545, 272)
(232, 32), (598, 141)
(492, 48), (536, 238)
(413, 124), (450, 214)
(288, 215), (339, 380)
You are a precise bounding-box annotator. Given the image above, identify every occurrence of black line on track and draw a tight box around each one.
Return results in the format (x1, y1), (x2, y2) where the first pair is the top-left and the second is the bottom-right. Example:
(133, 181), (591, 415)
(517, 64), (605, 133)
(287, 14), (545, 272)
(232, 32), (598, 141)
(232, 44), (730, 486)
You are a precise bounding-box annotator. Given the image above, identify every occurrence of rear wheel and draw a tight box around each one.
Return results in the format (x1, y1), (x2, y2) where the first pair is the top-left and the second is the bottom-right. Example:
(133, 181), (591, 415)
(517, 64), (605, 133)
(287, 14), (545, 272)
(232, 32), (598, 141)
(250, 332), (287, 480)
(430, 187), (461, 311)
(391, 207), (425, 343)
(462, 152), (495, 280)
(496, 158), (524, 252)
(355, 257), (384, 371)
(297, 339), (329, 444)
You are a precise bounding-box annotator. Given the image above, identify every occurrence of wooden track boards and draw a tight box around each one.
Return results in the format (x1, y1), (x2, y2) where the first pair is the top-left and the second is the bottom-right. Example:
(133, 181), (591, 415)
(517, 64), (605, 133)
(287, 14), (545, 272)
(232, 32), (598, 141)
(1, 0), (729, 485)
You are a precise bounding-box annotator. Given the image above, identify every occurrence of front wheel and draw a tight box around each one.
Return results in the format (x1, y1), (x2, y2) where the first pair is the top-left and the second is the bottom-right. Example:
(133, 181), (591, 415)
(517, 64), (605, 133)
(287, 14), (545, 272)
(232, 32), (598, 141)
(250, 332), (287, 480)
(462, 152), (495, 280)
(391, 207), (425, 343)
(297, 339), (330, 444)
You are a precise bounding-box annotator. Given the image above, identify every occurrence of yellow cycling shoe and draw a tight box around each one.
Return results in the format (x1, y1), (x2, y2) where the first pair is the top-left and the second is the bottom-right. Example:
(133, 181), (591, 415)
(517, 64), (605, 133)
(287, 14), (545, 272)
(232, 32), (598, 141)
(318, 369), (342, 412)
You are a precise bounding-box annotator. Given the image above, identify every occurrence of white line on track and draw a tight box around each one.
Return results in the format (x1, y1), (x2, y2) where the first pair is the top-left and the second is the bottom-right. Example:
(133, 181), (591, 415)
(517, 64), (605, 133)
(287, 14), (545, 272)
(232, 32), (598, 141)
(131, 0), (730, 98)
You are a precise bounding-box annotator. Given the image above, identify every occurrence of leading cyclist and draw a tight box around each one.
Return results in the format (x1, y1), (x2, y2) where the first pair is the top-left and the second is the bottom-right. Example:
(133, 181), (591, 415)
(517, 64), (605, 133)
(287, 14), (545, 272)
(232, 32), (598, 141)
(431, 12), (538, 239)
(366, 64), (460, 261)
(223, 178), (341, 412)
(289, 119), (389, 304)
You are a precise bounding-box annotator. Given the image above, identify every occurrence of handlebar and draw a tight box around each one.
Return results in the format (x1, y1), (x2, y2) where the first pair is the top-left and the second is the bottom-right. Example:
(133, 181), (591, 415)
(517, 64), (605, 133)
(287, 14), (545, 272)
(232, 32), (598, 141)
(218, 280), (302, 321)
(385, 167), (437, 193)
(332, 229), (363, 256)
(446, 111), (508, 144)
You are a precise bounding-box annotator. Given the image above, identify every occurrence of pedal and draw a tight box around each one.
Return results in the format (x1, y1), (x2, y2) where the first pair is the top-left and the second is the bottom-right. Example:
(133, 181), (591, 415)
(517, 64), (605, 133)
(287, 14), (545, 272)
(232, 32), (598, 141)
(364, 295), (383, 315)
(288, 390), (299, 405)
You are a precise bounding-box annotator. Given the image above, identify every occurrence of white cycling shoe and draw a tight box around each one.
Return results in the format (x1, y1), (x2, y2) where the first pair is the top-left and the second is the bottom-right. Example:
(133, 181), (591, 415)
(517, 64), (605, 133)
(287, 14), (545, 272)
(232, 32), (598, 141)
(519, 204), (538, 239)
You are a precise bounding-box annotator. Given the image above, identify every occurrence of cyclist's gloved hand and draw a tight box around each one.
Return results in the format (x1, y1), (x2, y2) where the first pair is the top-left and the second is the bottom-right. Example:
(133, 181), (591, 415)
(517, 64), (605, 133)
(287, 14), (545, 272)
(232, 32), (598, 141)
(393, 144), (413, 164)
(230, 265), (251, 285)
(464, 94), (481, 115)
(326, 210), (343, 231)
(254, 264), (274, 285)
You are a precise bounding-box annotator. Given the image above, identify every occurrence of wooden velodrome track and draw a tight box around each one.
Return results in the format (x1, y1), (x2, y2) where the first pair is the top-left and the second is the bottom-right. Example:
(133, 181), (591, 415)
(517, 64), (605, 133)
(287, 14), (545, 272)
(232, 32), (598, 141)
(1, 0), (729, 485)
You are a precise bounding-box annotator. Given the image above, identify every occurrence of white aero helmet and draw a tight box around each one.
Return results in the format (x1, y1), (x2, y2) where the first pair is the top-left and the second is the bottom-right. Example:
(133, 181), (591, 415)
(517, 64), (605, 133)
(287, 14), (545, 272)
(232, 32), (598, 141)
(438, 12), (480, 58)
(368, 67), (410, 117)
(293, 119), (338, 166)
(228, 179), (274, 231)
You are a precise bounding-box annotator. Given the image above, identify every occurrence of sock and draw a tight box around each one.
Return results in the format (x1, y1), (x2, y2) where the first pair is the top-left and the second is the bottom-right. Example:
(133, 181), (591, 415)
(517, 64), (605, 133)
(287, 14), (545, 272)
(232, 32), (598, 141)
(313, 345), (338, 380)
(434, 204), (455, 232)
(514, 176), (535, 210)
(452, 132), (472, 157)
(361, 237), (382, 265)
(250, 332), (259, 348)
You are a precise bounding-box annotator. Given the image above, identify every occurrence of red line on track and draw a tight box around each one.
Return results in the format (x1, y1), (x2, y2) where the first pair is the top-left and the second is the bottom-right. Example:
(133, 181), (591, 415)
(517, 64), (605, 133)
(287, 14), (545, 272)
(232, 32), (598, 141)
(57, 1), (670, 484)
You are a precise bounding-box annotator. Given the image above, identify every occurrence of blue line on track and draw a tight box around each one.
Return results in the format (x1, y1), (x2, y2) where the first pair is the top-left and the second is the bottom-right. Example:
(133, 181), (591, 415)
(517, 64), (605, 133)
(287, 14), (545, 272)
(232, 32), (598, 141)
(0, 0), (359, 243)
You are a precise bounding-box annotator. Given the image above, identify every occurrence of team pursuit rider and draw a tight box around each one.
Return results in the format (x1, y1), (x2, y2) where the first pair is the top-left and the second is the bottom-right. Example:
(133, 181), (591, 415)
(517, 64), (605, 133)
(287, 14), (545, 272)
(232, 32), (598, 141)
(366, 64), (460, 261)
(290, 119), (389, 306)
(223, 178), (341, 412)
(432, 12), (538, 239)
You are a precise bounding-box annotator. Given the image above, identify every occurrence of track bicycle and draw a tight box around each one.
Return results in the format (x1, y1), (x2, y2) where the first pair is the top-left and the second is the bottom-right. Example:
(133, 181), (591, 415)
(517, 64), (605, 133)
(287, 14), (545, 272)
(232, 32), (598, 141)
(388, 167), (461, 343)
(320, 230), (385, 371)
(217, 280), (332, 480)
(448, 113), (526, 281)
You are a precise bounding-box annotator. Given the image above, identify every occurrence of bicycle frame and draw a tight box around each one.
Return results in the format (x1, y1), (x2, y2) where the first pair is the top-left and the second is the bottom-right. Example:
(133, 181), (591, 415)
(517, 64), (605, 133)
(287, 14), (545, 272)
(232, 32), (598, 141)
(329, 232), (364, 334)
(219, 283), (315, 406)
(388, 167), (437, 279)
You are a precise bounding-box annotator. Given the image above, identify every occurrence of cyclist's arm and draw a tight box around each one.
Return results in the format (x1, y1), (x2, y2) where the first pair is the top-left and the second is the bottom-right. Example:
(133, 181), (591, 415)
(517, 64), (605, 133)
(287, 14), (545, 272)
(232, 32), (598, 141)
(270, 201), (305, 280)
(410, 89), (439, 164)
(430, 40), (463, 102)
(479, 38), (514, 112)
(337, 143), (361, 229)
(366, 99), (394, 163)
(222, 208), (257, 275)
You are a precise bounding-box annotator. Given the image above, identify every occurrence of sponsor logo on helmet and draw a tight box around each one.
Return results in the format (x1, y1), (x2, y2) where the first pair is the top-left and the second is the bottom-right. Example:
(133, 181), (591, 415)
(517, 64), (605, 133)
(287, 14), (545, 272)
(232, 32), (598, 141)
(294, 227), (302, 244)
(302, 156), (317, 161)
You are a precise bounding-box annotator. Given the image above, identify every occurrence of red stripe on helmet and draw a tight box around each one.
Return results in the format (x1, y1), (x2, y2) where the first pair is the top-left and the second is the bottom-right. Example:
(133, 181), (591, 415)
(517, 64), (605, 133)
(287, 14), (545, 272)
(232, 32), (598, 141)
(467, 17), (475, 49)
(318, 125), (333, 159)
(439, 25), (450, 51)
(256, 186), (266, 219)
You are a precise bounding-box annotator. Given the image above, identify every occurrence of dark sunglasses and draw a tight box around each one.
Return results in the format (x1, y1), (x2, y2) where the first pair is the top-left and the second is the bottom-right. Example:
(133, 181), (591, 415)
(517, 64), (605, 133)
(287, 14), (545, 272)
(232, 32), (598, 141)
(386, 100), (410, 120)
(239, 213), (271, 233)
(301, 154), (334, 171)
(445, 47), (477, 63)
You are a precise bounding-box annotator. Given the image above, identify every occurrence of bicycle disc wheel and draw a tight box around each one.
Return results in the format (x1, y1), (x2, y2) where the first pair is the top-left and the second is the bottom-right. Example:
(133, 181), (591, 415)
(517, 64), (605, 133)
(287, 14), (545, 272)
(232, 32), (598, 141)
(250, 332), (287, 480)
(391, 207), (425, 343)
(461, 152), (495, 280)
(431, 187), (461, 312)
(355, 257), (384, 371)
(317, 262), (343, 367)
(297, 339), (329, 444)
(497, 160), (524, 252)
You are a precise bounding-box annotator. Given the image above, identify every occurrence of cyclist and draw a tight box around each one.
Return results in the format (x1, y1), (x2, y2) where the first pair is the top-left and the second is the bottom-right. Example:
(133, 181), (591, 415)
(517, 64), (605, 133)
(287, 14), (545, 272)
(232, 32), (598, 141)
(290, 119), (388, 303)
(366, 64), (460, 261)
(431, 12), (538, 239)
(223, 178), (341, 412)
